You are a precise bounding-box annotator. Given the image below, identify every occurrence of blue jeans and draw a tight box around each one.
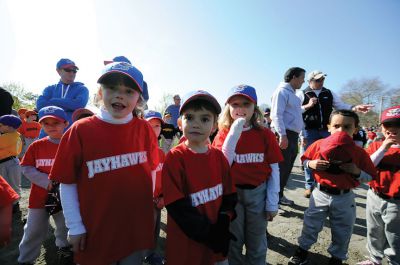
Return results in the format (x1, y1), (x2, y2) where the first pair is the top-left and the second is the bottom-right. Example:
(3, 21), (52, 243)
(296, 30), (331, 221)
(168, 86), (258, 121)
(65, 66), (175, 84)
(303, 129), (330, 189)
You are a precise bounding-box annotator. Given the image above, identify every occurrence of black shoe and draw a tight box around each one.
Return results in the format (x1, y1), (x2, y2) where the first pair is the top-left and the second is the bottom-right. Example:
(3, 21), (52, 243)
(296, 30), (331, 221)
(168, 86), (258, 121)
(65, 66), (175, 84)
(57, 246), (74, 265)
(288, 247), (308, 265)
(329, 256), (343, 265)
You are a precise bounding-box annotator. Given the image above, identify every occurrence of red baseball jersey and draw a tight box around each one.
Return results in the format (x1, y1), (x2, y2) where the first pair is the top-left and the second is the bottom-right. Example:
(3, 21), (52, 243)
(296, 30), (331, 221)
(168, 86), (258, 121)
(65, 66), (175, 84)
(154, 147), (165, 198)
(20, 137), (58, 208)
(213, 127), (283, 186)
(367, 142), (400, 197)
(162, 143), (235, 265)
(49, 116), (159, 265)
(302, 139), (377, 189)
(18, 121), (41, 139)
(0, 175), (19, 207)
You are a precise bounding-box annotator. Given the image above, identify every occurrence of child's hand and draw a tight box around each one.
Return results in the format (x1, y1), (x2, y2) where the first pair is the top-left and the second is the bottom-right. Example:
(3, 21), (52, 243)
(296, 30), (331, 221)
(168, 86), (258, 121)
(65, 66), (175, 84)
(265, 211), (278, 221)
(382, 136), (397, 151)
(231, 118), (246, 132)
(68, 233), (87, 253)
(308, 159), (330, 171)
(339, 162), (361, 176)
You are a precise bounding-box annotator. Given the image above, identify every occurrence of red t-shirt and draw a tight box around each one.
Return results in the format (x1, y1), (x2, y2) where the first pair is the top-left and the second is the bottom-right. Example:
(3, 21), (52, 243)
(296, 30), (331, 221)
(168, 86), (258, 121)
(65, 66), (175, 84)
(367, 131), (377, 140)
(20, 137), (58, 208)
(367, 142), (400, 197)
(154, 148), (165, 198)
(0, 176), (19, 207)
(18, 121), (41, 139)
(302, 139), (377, 189)
(162, 144), (235, 265)
(49, 116), (159, 265)
(213, 127), (283, 186)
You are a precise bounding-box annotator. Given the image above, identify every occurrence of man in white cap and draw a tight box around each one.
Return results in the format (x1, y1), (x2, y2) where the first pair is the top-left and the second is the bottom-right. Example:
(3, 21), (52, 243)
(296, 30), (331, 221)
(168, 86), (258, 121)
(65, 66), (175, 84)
(298, 70), (373, 198)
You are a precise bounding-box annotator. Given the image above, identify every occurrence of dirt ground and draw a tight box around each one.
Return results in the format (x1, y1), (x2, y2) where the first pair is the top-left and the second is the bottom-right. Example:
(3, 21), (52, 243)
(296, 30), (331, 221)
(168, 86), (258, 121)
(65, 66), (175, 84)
(0, 159), (385, 265)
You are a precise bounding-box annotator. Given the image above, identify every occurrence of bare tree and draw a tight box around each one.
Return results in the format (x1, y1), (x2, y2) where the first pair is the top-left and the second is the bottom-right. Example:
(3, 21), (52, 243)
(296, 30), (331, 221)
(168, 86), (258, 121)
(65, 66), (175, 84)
(154, 92), (174, 114)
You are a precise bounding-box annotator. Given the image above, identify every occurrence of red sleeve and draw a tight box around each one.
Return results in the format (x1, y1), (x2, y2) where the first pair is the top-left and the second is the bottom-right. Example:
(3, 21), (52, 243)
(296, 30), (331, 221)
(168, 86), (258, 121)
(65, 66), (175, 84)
(301, 140), (321, 163)
(264, 129), (283, 164)
(366, 141), (380, 155)
(20, 142), (36, 167)
(212, 129), (228, 150)
(49, 125), (83, 184)
(146, 123), (160, 171)
(220, 151), (235, 195)
(162, 150), (186, 205)
(0, 176), (19, 207)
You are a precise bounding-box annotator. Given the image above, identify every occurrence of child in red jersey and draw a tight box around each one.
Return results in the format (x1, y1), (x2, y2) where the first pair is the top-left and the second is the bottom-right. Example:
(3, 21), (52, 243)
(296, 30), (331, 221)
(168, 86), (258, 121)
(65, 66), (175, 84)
(18, 110), (41, 159)
(0, 175), (19, 247)
(289, 110), (377, 265)
(212, 85), (283, 265)
(143, 110), (166, 265)
(49, 62), (159, 265)
(162, 90), (237, 265)
(18, 106), (71, 265)
(357, 106), (400, 265)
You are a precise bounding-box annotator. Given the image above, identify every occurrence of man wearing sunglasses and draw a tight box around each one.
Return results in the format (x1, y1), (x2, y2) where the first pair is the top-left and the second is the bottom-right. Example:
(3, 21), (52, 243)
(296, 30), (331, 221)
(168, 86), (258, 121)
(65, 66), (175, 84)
(36, 58), (89, 137)
(298, 70), (373, 198)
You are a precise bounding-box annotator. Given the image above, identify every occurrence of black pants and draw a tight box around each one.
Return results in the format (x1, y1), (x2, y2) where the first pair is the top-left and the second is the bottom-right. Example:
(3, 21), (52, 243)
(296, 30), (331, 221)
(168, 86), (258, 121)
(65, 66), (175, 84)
(278, 130), (299, 198)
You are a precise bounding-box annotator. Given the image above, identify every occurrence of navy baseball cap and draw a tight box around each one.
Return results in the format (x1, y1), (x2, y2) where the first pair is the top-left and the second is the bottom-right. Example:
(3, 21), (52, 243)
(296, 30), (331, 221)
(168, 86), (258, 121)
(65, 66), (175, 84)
(0, 115), (22, 129)
(38, 106), (67, 123)
(144, 110), (164, 124)
(97, 62), (143, 93)
(180, 90), (221, 115)
(57, 58), (79, 70)
(226, 84), (257, 104)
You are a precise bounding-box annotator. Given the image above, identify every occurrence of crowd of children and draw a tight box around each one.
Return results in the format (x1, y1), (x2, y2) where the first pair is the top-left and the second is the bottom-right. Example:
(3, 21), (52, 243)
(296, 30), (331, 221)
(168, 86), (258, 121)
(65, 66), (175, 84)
(0, 61), (399, 265)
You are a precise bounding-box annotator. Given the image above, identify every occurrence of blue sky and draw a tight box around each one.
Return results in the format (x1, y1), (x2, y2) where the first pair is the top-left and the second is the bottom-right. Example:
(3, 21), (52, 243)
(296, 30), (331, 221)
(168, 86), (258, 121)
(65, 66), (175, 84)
(0, 0), (399, 110)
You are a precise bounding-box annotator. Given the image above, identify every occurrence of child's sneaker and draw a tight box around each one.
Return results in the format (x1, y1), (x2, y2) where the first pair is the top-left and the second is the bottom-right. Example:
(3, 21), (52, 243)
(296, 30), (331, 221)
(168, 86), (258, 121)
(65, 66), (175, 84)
(143, 253), (166, 265)
(329, 256), (343, 265)
(57, 246), (74, 265)
(356, 260), (381, 265)
(288, 247), (308, 265)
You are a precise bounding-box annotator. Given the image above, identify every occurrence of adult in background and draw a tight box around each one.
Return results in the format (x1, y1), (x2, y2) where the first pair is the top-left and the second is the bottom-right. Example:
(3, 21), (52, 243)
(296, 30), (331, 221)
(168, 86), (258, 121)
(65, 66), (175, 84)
(36, 58), (89, 137)
(0, 87), (14, 116)
(165, 94), (181, 131)
(271, 67), (305, 206)
(298, 70), (373, 197)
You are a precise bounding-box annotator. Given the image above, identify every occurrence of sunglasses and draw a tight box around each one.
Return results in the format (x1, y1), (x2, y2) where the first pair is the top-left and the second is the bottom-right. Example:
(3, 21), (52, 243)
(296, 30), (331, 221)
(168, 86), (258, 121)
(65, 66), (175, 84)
(63, 68), (77, 73)
(314, 78), (324, 83)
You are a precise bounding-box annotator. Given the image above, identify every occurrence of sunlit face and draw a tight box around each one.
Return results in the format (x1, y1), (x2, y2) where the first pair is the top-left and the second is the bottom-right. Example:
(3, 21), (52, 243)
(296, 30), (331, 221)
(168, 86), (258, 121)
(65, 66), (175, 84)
(182, 108), (215, 146)
(99, 84), (140, 119)
(228, 95), (255, 126)
(40, 117), (68, 139)
(26, 115), (37, 122)
(148, 118), (162, 138)
(57, 68), (77, 84)
(382, 125), (400, 144)
(292, 72), (305, 90)
(328, 114), (357, 137)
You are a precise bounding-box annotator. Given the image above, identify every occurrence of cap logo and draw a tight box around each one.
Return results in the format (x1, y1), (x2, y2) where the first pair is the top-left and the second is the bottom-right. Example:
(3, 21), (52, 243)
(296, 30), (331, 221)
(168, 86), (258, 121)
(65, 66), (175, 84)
(43, 107), (57, 114)
(110, 62), (131, 71)
(387, 108), (400, 117)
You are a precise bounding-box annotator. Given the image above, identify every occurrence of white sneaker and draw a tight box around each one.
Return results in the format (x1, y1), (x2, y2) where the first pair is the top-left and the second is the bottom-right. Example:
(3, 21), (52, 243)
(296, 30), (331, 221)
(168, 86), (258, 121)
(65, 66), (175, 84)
(279, 195), (294, 206)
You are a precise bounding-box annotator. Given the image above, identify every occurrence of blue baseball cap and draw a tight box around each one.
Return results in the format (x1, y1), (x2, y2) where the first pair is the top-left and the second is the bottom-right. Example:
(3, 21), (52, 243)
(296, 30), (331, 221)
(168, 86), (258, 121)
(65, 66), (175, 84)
(226, 84), (257, 104)
(56, 58), (79, 70)
(104, 55), (132, 65)
(180, 90), (221, 115)
(38, 106), (67, 123)
(144, 110), (164, 124)
(97, 62), (143, 93)
(0, 115), (22, 129)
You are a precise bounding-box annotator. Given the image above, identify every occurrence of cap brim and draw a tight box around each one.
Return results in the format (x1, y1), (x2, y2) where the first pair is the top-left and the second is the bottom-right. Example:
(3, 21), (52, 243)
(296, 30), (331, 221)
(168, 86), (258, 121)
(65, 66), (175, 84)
(226, 93), (257, 104)
(39, 115), (66, 123)
(97, 70), (143, 93)
(145, 117), (164, 124)
(180, 94), (221, 114)
(61, 64), (79, 70)
(103, 60), (113, 65)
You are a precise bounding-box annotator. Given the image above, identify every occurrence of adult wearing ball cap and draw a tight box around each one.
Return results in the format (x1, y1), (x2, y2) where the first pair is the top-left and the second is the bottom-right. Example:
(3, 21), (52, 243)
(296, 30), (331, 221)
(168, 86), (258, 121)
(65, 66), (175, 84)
(298, 70), (374, 198)
(36, 58), (89, 137)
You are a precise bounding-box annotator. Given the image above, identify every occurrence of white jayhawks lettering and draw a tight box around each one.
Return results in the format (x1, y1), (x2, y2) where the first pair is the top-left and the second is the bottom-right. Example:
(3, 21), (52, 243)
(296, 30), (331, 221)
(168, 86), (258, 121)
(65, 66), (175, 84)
(36, 159), (55, 167)
(234, 153), (264, 163)
(86, 152), (147, 178)
(156, 162), (163, 173)
(190, 183), (223, 207)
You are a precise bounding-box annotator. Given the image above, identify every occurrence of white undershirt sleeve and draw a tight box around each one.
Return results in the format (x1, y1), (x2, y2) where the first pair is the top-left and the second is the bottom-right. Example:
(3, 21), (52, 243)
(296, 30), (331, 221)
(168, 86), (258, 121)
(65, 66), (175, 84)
(265, 163), (280, 212)
(60, 183), (86, 235)
(221, 118), (246, 166)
